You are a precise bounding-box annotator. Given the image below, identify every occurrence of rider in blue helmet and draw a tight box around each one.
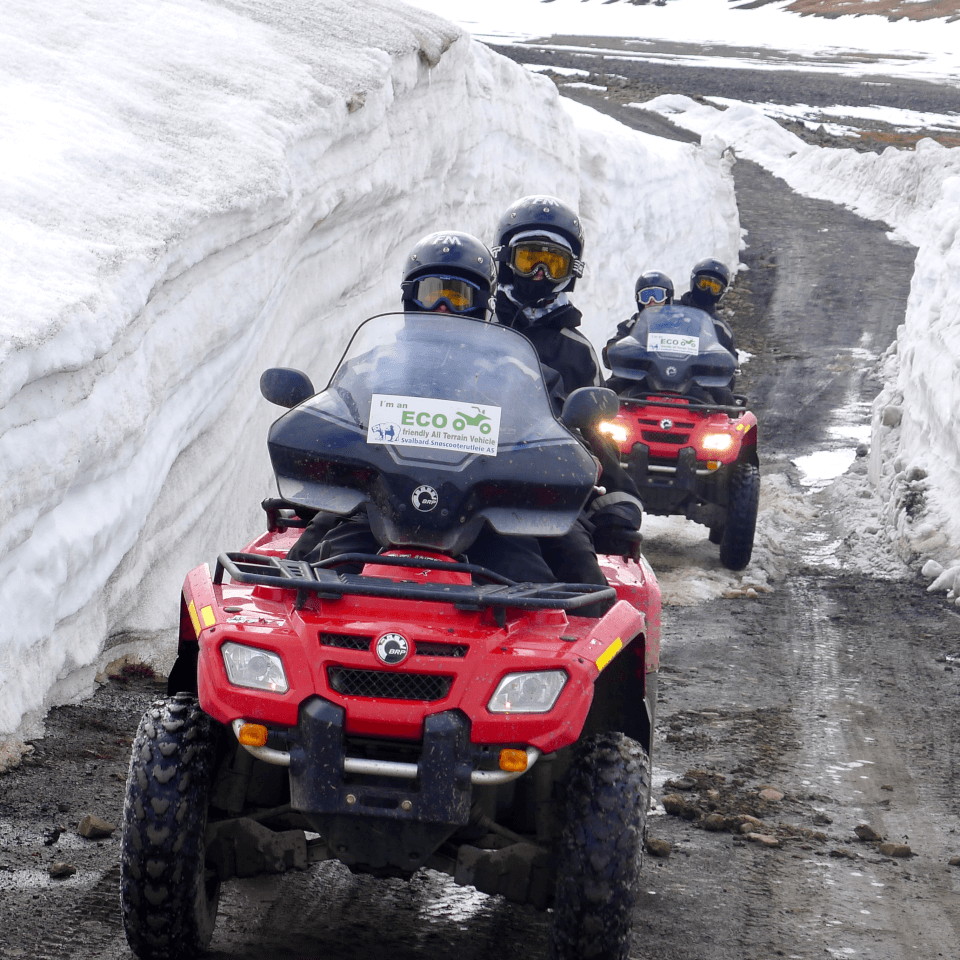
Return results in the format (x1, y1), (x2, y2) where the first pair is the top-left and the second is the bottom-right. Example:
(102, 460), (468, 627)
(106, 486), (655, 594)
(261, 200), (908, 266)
(603, 270), (675, 366)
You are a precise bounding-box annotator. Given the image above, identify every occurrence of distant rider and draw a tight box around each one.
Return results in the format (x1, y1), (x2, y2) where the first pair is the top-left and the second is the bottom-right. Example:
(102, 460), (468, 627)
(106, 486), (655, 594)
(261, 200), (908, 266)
(602, 270), (675, 367)
(678, 258), (737, 357)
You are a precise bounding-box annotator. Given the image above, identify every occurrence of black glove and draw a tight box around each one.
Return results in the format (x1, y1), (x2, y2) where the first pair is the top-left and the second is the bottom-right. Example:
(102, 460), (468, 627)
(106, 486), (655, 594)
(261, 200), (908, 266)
(589, 492), (643, 560)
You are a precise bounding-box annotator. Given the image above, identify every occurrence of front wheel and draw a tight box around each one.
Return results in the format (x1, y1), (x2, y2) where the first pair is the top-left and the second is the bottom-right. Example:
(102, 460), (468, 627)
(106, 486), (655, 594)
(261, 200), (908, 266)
(719, 462), (760, 571)
(120, 693), (222, 960)
(549, 732), (650, 960)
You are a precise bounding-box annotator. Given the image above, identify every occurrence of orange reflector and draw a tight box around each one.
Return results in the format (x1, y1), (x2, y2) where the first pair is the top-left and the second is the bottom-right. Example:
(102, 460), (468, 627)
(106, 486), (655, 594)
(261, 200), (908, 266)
(499, 748), (528, 773)
(707, 460), (721, 471)
(238, 723), (269, 747)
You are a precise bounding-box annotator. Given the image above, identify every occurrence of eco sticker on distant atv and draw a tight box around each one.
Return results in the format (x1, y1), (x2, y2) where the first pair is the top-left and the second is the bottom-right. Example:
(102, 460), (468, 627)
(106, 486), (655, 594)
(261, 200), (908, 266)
(367, 394), (501, 457)
(647, 331), (699, 356)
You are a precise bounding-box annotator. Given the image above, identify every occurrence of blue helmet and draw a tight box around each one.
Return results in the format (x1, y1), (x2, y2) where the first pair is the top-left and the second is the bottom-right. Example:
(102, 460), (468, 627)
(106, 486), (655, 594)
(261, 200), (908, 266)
(401, 231), (497, 320)
(635, 270), (675, 307)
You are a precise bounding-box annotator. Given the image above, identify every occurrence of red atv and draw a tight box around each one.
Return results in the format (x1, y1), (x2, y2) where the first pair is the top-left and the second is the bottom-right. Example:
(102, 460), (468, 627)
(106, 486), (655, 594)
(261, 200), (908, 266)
(603, 304), (759, 571)
(120, 313), (661, 960)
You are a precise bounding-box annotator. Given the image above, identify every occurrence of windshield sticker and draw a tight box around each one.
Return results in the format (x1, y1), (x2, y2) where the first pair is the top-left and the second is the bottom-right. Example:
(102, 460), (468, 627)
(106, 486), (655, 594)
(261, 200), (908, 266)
(368, 394), (500, 456)
(648, 331), (699, 356)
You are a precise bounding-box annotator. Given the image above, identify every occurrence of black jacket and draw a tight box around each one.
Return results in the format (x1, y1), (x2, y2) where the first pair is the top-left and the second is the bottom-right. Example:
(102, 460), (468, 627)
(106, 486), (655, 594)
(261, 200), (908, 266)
(495, 289), (642, 503)
(494, 290), (602, 401)
(678, 292), (737, 355)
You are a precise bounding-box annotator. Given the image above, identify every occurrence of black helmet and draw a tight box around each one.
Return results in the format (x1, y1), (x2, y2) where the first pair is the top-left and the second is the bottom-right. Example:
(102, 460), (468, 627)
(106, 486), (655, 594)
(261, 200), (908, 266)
(492, 195), (586, 302)
(688, 258), (731, 305)
(634, 270), (674, 308)
(401, 231), (497, 320)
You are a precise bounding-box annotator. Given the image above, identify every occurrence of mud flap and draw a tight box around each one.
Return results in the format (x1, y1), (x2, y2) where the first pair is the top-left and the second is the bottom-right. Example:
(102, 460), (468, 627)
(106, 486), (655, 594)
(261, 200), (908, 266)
(287, 698), (475, 872)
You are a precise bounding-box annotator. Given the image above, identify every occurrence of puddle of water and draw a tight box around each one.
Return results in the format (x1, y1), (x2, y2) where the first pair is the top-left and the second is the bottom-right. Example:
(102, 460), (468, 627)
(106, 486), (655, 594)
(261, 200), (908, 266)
(794, 449), (858, 489)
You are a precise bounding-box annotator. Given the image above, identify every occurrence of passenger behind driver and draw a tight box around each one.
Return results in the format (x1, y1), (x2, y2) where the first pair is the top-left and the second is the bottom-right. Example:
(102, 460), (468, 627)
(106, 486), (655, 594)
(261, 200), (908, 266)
(491, 195), (644, 595)
(286, 230), (557, 585)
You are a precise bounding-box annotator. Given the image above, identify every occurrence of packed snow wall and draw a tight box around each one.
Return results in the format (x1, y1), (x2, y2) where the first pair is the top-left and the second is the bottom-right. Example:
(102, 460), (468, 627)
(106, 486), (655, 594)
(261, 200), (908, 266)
(0, 0), (739, 761)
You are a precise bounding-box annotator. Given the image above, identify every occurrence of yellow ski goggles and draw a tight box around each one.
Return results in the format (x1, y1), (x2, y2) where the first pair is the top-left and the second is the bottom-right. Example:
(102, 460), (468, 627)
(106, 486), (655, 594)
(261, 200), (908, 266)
(509, 241), (575, 281)
(694, 274), (725, 296)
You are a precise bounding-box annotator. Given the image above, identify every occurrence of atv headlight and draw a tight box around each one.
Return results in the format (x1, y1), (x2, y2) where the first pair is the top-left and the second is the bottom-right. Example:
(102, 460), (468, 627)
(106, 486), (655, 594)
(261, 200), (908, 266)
(221, 642), (289, 694)
(488, 671), (567, 714)
(598, 421), (628, 444)
(702, 432), (734, 453)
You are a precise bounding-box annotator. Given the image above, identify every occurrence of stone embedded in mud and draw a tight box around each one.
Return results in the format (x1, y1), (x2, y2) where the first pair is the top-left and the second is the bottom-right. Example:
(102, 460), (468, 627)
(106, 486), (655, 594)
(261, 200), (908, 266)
(48, 862), (77, 879)
(759, 788), (784, 802)
(854, 824), (884, 842)
(746, 832), (781, 848)
(878, 842), (914, 858)
(948, 857), (960, 867)
(646, 838), (672, 858)
(661, 793), (698, 819)
(829, 848), (859, 860)
(78, 814), (116, 839)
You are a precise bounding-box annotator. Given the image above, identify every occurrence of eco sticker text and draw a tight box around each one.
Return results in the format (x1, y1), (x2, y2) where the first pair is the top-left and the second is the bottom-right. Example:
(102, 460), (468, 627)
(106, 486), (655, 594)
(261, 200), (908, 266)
(647, 331), (700, 356)
(367, 394), (501, 456)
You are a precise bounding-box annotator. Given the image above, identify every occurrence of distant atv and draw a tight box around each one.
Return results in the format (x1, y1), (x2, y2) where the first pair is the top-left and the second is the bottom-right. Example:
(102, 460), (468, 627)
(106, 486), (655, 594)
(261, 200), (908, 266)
(120, 313), (661, 960)
(604, 304), (759, 570)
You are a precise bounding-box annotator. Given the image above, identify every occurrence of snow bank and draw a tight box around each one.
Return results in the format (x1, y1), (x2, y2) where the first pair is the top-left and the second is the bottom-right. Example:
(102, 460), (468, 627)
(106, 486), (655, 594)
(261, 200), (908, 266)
(0, 0), (738, 757)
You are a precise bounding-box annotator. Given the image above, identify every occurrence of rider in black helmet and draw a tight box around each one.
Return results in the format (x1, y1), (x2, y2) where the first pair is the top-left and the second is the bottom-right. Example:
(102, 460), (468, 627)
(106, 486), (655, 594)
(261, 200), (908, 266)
(401, 231), (496, 320)
(491, 197), (644, 591)
(492, 195), (600, 400)
(679, 258), (737, 355)
(603, 270), (675, 366)
(288, 230), (557, 584)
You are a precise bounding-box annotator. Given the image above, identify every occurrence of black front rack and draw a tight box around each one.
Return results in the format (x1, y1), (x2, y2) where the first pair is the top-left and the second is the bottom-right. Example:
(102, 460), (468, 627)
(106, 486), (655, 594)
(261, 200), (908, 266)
(618, 393), (749, 417)
(215, 551), (615, 616)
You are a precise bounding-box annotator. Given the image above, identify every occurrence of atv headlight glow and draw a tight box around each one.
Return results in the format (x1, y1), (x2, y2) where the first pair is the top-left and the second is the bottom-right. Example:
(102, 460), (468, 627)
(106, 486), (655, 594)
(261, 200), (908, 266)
(221, 642), (289, 694)
(598, 421), (628, 444)
(702, 432), (734, 453)
(488, 671), (567, 714)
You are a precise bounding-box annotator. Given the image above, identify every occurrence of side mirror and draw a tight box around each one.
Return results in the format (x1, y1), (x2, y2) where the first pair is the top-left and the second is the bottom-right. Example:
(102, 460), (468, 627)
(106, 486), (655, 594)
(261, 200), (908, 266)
(259, 368), (315, 408)
(561, 386), (619, 431)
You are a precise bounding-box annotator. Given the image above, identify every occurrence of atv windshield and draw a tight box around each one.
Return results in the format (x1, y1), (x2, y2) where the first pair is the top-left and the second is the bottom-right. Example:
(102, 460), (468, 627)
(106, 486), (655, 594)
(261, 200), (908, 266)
(606, 304), (736, 392)
(267, 313), (599, 553)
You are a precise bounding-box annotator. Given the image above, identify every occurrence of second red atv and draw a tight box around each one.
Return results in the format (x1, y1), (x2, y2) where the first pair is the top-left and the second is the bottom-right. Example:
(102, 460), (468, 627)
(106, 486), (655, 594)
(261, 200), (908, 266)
(119, 313), (661, 960)
(603, 304), (760, 571)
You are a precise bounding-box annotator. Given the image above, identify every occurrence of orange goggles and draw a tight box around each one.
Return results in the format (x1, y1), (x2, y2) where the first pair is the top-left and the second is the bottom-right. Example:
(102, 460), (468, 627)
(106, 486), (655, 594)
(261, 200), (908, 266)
(509, 241), (574, 281)
(412, 276), (478, 311)
(694, 275), (724, 296)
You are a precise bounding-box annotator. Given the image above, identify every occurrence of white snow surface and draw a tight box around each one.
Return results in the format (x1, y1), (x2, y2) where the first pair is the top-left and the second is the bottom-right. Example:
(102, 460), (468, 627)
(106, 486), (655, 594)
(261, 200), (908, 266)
(0, 0), (739, 756)
(5, 0), (960, 758)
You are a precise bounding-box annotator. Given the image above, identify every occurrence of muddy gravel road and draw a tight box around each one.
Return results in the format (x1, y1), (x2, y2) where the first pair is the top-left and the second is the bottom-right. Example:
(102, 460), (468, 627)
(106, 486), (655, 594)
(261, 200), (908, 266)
(4, 34), (960, 960)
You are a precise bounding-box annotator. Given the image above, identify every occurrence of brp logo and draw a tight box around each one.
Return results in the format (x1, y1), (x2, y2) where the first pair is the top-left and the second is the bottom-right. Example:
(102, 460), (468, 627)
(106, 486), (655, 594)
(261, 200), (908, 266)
(376, 633), (410, 666)
(665, 366), (678, 378)
(660, 418), (674, 431)
(412, 485), (439, 512)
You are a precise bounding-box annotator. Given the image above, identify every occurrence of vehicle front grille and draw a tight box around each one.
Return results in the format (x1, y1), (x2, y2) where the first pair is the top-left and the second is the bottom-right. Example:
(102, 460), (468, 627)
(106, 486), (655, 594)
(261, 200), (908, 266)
(642, 431), (690, 445)
(327, 667), (454, 701)
(415, 641), (468, 658)
(320, 633), (372, 651)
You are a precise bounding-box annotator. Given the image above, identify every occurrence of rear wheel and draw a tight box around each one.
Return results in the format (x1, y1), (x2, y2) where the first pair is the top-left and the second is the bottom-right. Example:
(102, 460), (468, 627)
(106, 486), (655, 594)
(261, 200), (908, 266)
(719, 462), (760, 571)
(120, 693), (222, 960)
(549, 732), (650, 960)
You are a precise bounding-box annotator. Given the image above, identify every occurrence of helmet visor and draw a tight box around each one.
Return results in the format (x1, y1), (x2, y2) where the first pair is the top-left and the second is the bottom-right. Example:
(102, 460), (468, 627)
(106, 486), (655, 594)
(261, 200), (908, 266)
(509, 241), (574, 281)
(694, 275), (724, 296)
(412, 276), (479, 312)
(637, 285), (670, 306)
